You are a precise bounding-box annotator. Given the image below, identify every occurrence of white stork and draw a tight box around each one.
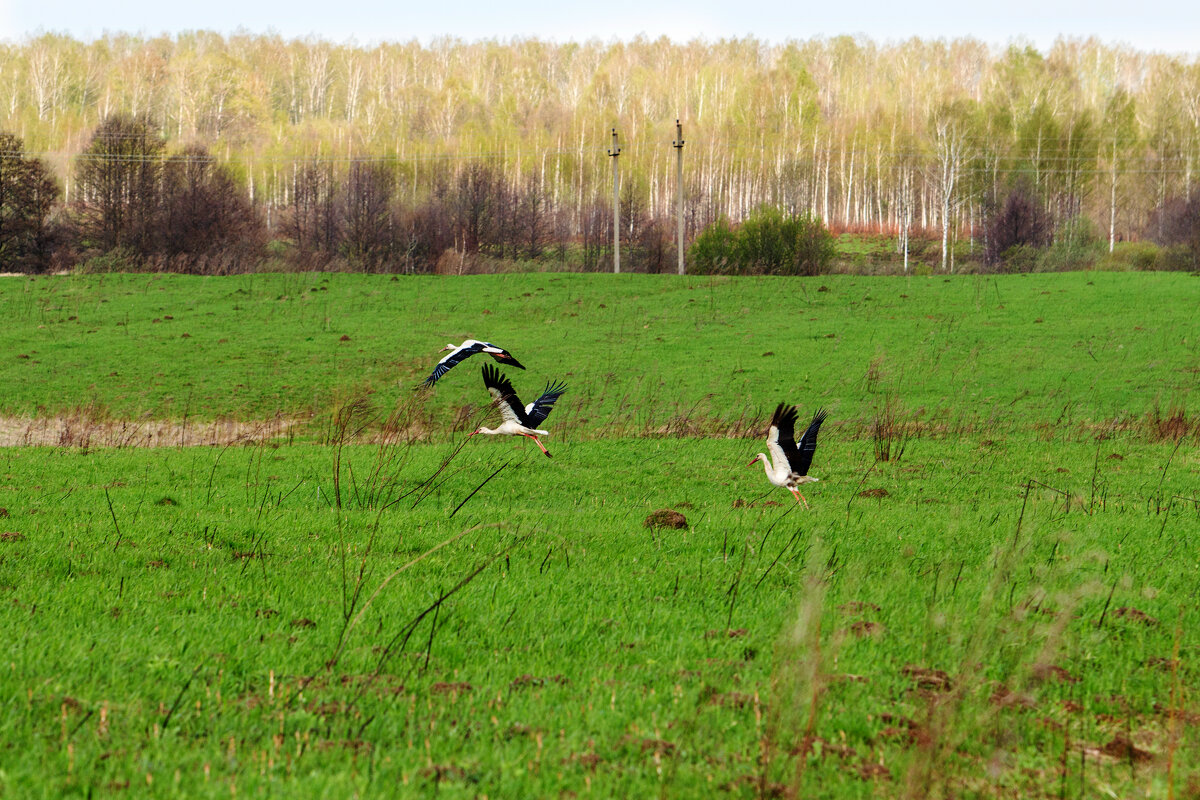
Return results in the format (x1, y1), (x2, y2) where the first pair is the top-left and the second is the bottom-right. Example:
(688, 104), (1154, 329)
(470, 364), (567, 458)
(419, 339), (526, 388)
(748, 404), (828, 508)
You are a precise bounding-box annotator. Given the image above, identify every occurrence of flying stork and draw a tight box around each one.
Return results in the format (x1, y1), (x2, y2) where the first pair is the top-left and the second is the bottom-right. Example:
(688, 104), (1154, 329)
(419, 339), (526, 388)
(748, 404), (828, 508)
(470, 364), (567, 458)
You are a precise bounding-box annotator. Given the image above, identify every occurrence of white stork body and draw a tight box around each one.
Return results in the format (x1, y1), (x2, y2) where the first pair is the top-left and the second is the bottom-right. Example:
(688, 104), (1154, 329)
(419, 339), (525, 388)
(748, 404), (828, 508)
(471, 364), (567, 458)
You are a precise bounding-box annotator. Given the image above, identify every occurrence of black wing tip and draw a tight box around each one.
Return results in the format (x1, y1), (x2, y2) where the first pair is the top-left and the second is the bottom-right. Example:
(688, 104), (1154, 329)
(495, 352), (526, 370)
(810, 407), (829, 425)
(770, 402), (798, 426)
(481, 362), (515, 395)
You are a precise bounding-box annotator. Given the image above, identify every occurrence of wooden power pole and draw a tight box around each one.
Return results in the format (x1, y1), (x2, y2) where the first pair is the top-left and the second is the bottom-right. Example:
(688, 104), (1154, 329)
(673, 119), (685, 275)
(609, 127), (620, 274)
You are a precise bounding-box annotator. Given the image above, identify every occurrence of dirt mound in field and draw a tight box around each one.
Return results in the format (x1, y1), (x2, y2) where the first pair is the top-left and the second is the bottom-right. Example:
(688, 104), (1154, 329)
(644, 509), (688, 529)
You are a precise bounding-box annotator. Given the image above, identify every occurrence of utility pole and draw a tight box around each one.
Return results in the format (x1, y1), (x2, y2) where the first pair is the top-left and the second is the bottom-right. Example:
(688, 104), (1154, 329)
(673, 119), (685, 275)
(608, 127), (620, 274)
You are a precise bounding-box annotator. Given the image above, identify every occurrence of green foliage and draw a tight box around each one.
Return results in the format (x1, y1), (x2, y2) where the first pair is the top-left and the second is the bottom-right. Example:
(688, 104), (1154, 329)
(685, 216), (736, 274)
(1038, 215), (1102, 271)
(689, 206), (835, 276)
(73, 247), (143, 273)
(1096, 241), (1162, 271)
(1157, 243), (1200, 271)
(998, 243), (1040, 273)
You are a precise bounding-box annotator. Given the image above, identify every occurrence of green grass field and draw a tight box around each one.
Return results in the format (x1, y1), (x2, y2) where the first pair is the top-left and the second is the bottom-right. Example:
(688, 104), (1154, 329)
(1, 272), (1198, 797)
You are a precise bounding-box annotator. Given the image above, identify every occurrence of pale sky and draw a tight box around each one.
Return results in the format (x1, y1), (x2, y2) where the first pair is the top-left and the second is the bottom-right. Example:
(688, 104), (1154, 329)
(3, 0), (1198, 54)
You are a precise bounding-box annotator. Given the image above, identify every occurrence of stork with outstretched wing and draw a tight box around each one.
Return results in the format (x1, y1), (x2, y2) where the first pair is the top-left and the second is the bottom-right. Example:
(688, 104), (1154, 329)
(469, 364), (567, 458)
(418, 339), (525, 388)
(747, 404), (828, 508)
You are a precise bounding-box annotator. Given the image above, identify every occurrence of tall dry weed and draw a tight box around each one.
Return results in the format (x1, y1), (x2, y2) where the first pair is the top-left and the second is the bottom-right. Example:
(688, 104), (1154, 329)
(872, 393), (911, 463)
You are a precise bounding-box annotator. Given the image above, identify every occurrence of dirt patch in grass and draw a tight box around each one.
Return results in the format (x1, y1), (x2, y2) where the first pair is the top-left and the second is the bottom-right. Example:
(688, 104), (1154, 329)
(1113, 606), (1159, 626)
(1032, 663), (1081, 684)
(509, 674), (569, 690)
(704, 628), (748, 639)
(848, 620), (885, 638)
(0, 414), (301, 447)
(644, 509), (688, 529)
(430, 682), (473, 695)
(1093, 734), (1154, 763)
(902, 665), (952, 692)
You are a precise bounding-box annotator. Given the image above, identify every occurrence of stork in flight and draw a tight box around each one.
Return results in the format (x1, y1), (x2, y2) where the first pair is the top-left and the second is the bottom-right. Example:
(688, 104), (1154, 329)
(748, 404), (828, 508)
(470, 364), (567, 458)
(419, 339), (526, 388)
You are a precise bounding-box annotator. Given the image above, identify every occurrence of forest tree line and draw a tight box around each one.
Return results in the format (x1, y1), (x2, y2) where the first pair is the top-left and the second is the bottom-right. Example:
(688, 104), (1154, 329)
(1, 33), (1199, 273)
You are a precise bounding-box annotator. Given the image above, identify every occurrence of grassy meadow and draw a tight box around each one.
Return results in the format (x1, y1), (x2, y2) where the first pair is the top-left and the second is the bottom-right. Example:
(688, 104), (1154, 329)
(0, 271), (1198, 797)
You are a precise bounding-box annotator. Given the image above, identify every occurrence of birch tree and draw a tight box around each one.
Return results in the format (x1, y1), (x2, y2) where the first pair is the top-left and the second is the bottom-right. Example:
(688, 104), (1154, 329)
(932, 101), (974, 272)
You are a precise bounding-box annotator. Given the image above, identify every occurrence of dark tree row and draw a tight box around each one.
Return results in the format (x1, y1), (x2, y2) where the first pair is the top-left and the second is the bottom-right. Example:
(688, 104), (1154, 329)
(0, 133), (60, 272)
(73, 114), (265, 272)
(2, 113), (1199, 275)
(283, 159), (681, 274)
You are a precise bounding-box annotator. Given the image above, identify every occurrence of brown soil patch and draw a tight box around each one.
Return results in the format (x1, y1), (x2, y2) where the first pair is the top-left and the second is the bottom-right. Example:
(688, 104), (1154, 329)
(1113, 607), (1158, 626)
(990, 685), (1037, 709)
(902, 664), (952, 692)
(848, 621), (885, 638)
(733, 498), (783, 508)
(838, 601), (881, 614)
(317, 739), (371, 755)
(1152, 703), (1200, 724)
(0, 414), (301, 448)
(878, 719), (932, 747)
(509, 674), (569, 690)
(1096, 734), (1154, 763)
(791, 735), (857, 760)
(563, 752), (603, 770)
(704, 627), (748, 639)
(644, 509), (688, 529)
(430, 681), (473, 695)
(1032, 664), (1081, 684)
(706, 691), (756, 709)
(858, 762), (891, 780)
(1, 531), (25, 542)
(638, 738), (676, 755)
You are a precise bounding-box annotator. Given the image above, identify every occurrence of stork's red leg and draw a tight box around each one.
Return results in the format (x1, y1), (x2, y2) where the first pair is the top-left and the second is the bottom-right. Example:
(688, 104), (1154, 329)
(797, 489), (810, 509)
(523, 434), (553, 458)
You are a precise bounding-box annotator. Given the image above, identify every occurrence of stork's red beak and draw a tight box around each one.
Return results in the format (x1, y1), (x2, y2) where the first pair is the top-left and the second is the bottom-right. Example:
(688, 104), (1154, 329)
(746, 458), (758, 468)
